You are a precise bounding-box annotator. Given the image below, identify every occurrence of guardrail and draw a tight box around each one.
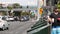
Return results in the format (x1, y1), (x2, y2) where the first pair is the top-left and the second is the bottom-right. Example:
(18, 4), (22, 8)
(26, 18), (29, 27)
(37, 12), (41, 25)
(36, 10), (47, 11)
(27, 17), (52, 34)
(27, 24), (52, 34)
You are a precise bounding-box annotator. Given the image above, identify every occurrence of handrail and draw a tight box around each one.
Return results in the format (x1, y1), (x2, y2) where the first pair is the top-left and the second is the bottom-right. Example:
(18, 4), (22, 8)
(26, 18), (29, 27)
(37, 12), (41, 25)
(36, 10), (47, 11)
(31, 23), (47, 29)
(27, 24), (52, 34)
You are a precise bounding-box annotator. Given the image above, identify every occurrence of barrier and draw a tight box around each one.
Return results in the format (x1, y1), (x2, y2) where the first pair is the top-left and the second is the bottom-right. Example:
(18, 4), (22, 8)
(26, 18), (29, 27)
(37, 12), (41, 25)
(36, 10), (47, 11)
(27, 18), (52, 34)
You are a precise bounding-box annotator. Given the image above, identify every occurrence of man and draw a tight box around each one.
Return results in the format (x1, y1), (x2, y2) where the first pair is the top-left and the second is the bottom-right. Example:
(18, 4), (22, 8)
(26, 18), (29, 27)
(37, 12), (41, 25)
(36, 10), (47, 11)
(48, 8), (60, 34)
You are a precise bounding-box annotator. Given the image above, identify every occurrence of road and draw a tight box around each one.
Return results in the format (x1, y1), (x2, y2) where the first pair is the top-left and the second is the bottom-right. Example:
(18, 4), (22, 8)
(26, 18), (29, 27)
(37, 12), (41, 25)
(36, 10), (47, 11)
(0, 19), (37, 34)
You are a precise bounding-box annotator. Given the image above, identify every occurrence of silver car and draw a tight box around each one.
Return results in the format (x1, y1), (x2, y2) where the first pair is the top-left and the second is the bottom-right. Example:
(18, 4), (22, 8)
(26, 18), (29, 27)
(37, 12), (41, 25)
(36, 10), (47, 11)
(0, 16), (9, 30)
(20, 16), (29, 21)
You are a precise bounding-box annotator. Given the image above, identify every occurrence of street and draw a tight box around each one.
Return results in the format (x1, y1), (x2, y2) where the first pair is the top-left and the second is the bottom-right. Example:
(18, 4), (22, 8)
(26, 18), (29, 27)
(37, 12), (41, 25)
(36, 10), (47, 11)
(0, 19), (37, 34)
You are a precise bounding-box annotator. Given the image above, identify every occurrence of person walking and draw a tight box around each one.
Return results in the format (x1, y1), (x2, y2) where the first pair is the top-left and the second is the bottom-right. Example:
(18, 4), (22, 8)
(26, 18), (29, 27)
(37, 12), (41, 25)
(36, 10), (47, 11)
(48, 8), (60, 34)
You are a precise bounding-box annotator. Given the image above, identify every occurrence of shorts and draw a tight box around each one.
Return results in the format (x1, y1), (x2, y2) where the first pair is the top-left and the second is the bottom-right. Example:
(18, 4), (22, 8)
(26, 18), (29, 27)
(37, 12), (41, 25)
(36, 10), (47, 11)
(51, 26), (60, 34)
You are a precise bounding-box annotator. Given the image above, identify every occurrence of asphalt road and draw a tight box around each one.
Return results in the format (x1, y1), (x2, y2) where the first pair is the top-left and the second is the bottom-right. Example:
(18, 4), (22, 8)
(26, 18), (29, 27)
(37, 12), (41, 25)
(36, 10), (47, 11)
(0, 19), (37, 34)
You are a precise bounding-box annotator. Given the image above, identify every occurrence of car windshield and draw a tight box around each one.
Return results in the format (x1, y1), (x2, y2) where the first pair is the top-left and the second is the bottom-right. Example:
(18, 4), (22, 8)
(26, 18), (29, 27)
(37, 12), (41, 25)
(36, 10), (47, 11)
(2, 17), (6, 20)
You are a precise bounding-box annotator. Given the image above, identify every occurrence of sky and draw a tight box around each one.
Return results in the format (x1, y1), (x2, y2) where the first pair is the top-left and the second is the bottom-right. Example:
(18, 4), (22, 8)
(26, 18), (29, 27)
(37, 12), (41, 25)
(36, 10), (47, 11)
(0, 0), (38, 6)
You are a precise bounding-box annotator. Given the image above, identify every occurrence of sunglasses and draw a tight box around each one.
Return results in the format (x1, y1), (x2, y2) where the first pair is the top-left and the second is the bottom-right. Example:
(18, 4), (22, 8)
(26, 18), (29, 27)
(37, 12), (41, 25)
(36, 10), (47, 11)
(54, 11), (58, 12)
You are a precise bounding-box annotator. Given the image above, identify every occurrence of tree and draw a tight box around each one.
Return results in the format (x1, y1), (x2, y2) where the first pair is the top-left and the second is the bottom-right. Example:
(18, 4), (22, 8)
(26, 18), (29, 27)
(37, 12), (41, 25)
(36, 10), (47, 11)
(21, 11), (30, 16)
(7, 6), (13, 10)
(7, 5), (13, 16)
(57, 1), (60, 12)
(57, 1), (60, 8)
(13, 3), (21, 8)
(14, 11), (21, 16)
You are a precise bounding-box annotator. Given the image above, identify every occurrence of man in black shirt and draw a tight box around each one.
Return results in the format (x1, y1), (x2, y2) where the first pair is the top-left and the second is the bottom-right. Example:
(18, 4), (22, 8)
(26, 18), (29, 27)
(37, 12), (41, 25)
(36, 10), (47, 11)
(48, 8), (60, 34)
(50, 10), (60, 26)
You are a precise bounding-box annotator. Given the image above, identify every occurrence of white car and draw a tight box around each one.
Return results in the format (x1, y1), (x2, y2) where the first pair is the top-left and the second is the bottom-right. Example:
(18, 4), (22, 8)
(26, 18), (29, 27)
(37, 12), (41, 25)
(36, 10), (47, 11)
(6, 16), (14, 21)
(0, 16), (9, 30)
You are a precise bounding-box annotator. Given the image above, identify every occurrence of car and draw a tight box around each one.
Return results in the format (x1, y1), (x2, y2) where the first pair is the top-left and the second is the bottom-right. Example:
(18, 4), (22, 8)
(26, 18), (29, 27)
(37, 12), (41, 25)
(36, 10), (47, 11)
(14, 16), (20, 21)
(0, 16), (9, 30)
(20, 16), (29, 21)
(6, 16), (14, 21)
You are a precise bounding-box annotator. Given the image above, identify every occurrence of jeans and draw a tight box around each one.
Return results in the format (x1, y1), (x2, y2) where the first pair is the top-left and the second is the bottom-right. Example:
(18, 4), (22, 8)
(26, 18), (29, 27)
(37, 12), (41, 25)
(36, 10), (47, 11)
(51, 26), (60, 34)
